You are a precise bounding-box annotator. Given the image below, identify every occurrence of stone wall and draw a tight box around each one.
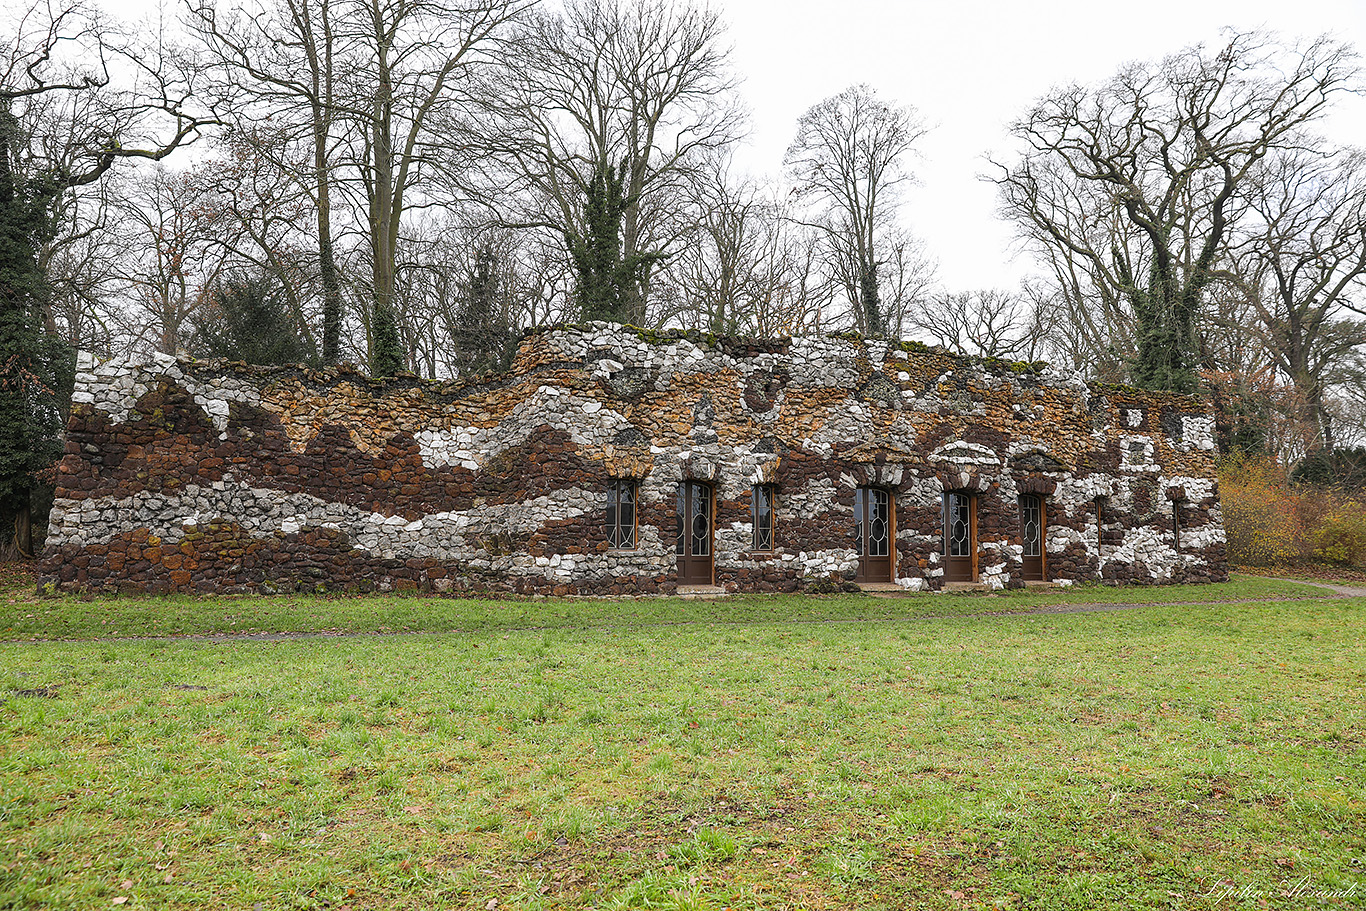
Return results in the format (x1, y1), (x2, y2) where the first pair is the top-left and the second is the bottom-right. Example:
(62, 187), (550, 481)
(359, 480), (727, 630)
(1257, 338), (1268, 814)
(40, 323), (1228, 594)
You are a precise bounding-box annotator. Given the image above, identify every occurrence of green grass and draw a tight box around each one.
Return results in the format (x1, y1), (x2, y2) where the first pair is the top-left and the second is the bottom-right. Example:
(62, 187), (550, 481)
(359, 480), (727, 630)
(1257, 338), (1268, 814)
(1, 576), (1363, 909)
(1, 575), (1329, 641)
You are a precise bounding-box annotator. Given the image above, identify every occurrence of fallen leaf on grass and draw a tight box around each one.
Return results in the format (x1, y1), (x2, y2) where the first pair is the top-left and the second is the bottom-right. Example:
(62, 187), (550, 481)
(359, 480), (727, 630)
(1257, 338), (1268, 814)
(112, 899), (128, 906)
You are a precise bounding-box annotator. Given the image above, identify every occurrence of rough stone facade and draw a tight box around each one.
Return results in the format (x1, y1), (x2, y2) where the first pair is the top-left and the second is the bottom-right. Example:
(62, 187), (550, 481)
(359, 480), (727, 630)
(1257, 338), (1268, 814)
(40, 323), (1228, 595)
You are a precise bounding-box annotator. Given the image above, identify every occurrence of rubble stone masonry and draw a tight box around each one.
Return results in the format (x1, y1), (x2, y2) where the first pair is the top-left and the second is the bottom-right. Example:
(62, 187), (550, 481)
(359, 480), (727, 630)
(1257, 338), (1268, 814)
(40, 323), (1228, 594)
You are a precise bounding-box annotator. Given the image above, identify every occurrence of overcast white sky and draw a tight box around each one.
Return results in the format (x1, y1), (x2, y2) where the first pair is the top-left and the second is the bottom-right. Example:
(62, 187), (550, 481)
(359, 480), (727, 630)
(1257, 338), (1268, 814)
(721, 0), (1366, 290)
(103, 0), (1366, 292)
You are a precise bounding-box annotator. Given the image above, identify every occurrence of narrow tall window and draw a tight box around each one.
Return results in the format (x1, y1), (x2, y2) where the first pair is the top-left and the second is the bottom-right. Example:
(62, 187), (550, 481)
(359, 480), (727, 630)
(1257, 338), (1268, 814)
(1019, 494), (1044, 581)
(1172, 499), (1182, 551)
(607, 480), (637, 549)
(1095, 497), (1105, 555)
(943, 491), (975, 583)
(752, 484), (775, 551)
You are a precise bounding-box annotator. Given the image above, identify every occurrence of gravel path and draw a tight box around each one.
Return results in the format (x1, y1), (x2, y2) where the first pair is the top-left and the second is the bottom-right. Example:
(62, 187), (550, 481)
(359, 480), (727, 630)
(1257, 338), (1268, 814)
(1267, 578), (1366, 598)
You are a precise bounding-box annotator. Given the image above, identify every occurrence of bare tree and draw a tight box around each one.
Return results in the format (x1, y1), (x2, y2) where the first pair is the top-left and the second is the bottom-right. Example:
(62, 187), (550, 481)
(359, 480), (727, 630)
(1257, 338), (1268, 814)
(784, 83), (927, 336)
(113, 164), (227, 355)
(992, 31), (1359, 391)
(37, 179), (122, 356)
(905, 289), (1045, 359)
(186, 0), (351, 362)
(1229, 146), (1366, 451)
(4, 0), (218, 330)
(343, 0), (530, 375)
(669, 159), (769, 334)
(480, 0), (742, 325)
(198, 126), (322, 359)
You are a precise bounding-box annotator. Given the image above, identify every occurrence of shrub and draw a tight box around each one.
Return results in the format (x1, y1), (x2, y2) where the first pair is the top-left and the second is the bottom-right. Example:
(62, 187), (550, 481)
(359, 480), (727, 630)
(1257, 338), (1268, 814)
(1314, 502), (1366, 566)
(1218, 454), (1366, 569)
(1219, 454), (1299, 566)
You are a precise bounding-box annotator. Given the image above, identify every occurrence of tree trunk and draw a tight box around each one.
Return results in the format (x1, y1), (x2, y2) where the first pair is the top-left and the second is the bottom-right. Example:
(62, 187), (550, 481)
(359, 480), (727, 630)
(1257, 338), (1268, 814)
(860, 258), (881, 336)
(15, 502), (32, 558)
(316, 126), (343, 364)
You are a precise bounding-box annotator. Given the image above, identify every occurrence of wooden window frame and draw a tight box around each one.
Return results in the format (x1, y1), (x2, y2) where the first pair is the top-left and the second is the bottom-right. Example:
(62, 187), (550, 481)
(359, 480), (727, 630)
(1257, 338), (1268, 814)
(606, 480), (638, 550)
(1018, 493), (1047, 580)
(942, 490), (977, 582)
(751, 484), (776, 552)
(1095, 496), (1106, 556)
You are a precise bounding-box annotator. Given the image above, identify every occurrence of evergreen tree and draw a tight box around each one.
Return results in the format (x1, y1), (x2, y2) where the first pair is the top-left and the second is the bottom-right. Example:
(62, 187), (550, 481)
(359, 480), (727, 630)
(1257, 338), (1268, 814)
(451, 243), (511, 377)
(567, 159), (657, 323)
(0, 104), (66, 558)
(190, 272), (315, 366)
(1292, 448), (1366, 490)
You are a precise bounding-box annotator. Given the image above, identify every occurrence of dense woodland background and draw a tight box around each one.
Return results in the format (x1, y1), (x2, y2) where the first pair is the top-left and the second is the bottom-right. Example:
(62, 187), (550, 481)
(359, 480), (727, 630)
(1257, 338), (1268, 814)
(2, 0), (1364, 567)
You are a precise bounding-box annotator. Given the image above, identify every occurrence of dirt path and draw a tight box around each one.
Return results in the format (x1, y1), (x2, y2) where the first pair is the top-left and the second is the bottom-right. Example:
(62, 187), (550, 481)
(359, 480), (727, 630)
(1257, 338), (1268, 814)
(6, 590), (1358, 646)
(1265, 577), (1366, 598)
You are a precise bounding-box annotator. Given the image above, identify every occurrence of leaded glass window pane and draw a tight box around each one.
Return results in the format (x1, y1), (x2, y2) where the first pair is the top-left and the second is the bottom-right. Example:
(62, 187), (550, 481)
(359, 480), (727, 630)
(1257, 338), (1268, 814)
(854, 489), (864, 556)
(676, 485), (686, 553)
(752, 485), (774, 551)
(1020, 495), (1041, 557)
(691, 483), (710, 556)
(867, 489), (889, 556)
(607, 480), (636, 549)
(855, 487), (890, 557)
(947, 493), (972, 557)
(606, 489), (619, 547)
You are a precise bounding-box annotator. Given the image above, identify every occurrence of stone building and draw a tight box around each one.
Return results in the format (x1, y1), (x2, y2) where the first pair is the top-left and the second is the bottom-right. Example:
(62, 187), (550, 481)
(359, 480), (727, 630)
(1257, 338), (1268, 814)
(40, 322), (1227, 594)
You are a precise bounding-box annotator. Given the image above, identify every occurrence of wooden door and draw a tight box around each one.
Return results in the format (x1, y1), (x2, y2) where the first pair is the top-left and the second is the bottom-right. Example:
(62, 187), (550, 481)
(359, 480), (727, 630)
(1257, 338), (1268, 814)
(1019, 494), (1045, 581)
(855, 487), (893, 583)
(944, 492), (975, 582)
(676, 481), (713, 584)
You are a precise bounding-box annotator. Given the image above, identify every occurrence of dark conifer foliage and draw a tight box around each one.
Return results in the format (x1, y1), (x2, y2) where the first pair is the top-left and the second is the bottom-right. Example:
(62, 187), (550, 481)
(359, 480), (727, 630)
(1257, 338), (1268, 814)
(1292, 447), (1366, 490)
(190, 271), (315, 366)
(451, 243), (513, 377)
(0, 105), (67, 558)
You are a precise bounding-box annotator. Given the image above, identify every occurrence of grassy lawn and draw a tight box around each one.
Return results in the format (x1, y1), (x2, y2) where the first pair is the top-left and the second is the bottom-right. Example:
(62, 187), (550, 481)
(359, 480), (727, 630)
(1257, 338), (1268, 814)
(2, 576), (1364, 909)
(0, 572), (1331, 641)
